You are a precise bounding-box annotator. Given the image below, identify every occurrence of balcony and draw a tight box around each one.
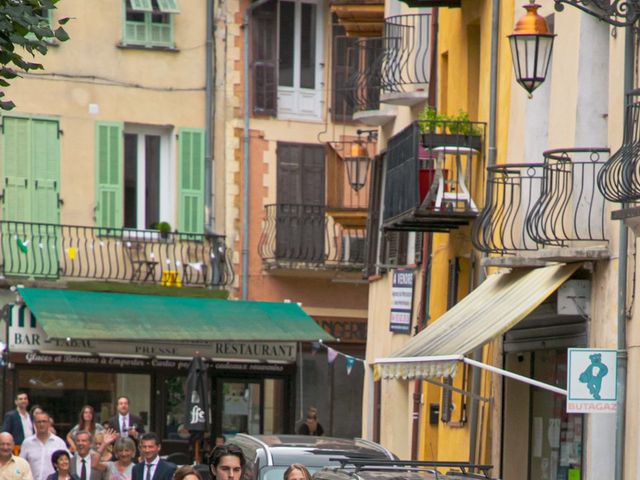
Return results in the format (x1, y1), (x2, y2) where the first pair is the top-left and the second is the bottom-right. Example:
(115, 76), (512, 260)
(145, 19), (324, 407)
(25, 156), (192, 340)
(0, 221), (233, 287)
(342, 37), (397, 126)
(380, 14), (431, 106)
(472, 148), (610, 266)
(258, 204), (366, 273)
(597, 90), (640, 233)
(382, 119), (486, 232)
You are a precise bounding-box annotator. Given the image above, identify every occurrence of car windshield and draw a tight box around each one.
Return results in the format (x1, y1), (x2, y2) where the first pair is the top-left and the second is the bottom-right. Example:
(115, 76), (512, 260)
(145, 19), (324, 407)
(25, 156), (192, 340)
(260, 466), (322, 480)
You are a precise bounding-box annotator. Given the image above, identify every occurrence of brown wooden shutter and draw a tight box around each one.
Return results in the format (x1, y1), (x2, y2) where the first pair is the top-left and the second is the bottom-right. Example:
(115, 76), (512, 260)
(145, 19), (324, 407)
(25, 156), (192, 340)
(365, 153), (384, 276)
(251, 0), (278, 116)
(331, 16), (357, 122)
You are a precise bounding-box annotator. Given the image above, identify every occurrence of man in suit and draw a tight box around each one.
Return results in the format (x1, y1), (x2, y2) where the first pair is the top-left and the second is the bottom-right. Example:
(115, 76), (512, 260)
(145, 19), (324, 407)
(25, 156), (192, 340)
(69, 431), (102, 480)
(132, 433), (176, 480)
(107, 396), (145, 440)
(1, 393), (33, 448)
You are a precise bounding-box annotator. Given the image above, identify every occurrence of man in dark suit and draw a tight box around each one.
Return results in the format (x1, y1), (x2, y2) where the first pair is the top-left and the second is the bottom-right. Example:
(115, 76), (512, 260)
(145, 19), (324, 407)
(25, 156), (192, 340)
(132, 433), (176, 480)
(107, 396), (145, 440)
(1, 392), (33, 448)
(69, 431), (103, 480)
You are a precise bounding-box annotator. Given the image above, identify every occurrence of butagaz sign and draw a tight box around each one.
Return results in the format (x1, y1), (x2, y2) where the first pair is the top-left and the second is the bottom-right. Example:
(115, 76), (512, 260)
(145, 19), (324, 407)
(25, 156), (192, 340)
(390, 269), (415, 334)
(567, 348), (617, 413)
(9, 306), (296, 362)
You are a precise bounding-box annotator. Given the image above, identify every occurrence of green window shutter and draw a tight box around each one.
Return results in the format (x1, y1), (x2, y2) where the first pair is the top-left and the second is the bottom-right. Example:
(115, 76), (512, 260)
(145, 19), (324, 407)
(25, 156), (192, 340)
(96, 122), (124, 229)
(2, 117), (31, 222)
(178, 128), (204, 234)
(157, 0), (180, 13)
(31, 119), (60, 224)
(130, 0), (153, 12)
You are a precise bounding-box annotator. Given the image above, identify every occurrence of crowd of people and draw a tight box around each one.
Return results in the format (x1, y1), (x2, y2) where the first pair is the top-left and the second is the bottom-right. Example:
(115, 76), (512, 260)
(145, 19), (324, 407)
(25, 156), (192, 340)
(0, 393), (320, 480)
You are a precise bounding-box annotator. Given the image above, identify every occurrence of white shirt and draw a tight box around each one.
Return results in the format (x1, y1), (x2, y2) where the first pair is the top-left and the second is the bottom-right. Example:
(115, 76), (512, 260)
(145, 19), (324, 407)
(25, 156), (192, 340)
(18, 411), (33, 438)
(118, 414), (130, 436)
(19, 434), (67, 480)
(144, 457), (159, 480)
(75, 454), (91, 479)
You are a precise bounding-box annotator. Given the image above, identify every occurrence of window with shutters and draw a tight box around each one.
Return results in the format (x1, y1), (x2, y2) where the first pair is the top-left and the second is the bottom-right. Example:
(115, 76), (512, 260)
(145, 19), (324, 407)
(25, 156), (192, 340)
(1, 116), (61, 224)
(251, 0), (324, 121)
(96, 123), (203, 234)
(122, 0), (178, 48)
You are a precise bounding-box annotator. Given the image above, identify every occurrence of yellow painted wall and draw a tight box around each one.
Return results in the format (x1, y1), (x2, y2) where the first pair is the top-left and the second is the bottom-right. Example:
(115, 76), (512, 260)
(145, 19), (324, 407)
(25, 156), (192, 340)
(3, 0), (208, 228)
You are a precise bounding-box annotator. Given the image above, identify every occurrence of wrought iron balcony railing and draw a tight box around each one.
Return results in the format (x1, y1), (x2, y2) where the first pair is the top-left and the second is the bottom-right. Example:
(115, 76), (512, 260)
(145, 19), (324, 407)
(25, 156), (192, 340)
(472, 148), (609, 254)
(381, 14), (431, 94)
(597, 91), (640, 202)
(343, 37), (385, 113)
(382, 120), (486, 232)
(0, 221), (233, 287)
(258, 204), (366, 269)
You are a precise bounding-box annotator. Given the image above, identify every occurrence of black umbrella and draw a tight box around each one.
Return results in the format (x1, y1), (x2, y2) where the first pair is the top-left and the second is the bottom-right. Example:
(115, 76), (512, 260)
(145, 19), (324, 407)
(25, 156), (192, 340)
(185, 356), (210, 432)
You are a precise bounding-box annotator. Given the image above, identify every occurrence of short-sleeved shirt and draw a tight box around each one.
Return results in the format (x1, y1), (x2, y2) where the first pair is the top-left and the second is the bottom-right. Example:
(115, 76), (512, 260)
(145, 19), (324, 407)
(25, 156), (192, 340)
(0, 455), (34, 480)
(20, 434), (67, 480)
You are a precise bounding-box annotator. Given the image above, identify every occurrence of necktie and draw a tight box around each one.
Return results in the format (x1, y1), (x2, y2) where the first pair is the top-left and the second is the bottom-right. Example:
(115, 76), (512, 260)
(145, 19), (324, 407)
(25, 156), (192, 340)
(146, 463), (153, 480)
(80, 458), (87, 480)
(122, 417), (127, 435)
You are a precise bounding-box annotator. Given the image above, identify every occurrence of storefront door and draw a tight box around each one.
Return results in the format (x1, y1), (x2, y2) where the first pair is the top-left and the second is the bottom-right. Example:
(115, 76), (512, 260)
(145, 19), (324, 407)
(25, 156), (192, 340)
(215, 377), (287, 437)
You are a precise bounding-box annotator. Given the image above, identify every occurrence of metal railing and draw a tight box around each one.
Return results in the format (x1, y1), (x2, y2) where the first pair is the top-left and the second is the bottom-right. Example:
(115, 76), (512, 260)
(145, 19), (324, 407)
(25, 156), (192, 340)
(0, 221), (234, 287)
(381, 14), (431, 93)
(472, 148), (609, 254)
(597, 91), (640, 202)
(258, 204), (366, 269)
(344, 37), (385, 113)
(383, 121), (485, 228)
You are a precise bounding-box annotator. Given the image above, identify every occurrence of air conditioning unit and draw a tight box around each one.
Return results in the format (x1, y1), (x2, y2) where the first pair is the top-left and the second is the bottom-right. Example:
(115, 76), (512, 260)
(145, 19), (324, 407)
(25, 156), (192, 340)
(342, 236), (365, 263)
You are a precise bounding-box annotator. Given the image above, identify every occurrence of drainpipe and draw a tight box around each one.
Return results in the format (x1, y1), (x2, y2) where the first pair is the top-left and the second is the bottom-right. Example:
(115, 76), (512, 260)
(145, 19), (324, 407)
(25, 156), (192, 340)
(241, 0), (270, 300)
(205, 0), (215, 233)
(411, 233), (433, 460)
(468, 0), (500, 466)
(614, 24), (633, 480)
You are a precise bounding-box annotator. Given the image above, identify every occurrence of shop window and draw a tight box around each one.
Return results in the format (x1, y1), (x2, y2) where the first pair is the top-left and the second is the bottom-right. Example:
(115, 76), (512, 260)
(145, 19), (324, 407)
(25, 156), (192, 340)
(122, 0), (176, 48)
(164, 376), (188, 439)
(529, 350), (582, 480)
(18, 369), (151, 439)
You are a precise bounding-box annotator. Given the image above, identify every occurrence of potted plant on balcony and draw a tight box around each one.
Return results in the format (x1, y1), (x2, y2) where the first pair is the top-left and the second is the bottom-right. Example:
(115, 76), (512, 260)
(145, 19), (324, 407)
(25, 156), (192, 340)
(419, 107), (482, 151)
(151, 221), (172, 240)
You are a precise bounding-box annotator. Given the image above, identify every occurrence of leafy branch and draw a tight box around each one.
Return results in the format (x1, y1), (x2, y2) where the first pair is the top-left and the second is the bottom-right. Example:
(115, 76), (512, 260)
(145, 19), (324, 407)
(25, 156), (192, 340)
(0, 0), (70, 110)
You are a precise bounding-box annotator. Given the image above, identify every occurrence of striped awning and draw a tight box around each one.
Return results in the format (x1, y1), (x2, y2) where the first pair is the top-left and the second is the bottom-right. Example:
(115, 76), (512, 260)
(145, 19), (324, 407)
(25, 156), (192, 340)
(375, 263), (581, 380)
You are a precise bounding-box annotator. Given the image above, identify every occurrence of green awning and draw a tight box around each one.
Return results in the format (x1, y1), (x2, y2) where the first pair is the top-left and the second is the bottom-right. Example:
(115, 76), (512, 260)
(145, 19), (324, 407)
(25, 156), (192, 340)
(17, 288), (333, 342)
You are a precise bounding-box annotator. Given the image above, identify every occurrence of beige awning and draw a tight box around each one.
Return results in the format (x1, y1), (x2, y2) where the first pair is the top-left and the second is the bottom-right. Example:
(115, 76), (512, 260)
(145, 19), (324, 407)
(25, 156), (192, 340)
(375, 263), (581, 380)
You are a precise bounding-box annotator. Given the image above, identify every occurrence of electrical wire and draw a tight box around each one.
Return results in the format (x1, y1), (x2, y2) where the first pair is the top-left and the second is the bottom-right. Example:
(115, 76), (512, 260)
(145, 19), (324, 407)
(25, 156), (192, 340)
(20, 71), (204, 92)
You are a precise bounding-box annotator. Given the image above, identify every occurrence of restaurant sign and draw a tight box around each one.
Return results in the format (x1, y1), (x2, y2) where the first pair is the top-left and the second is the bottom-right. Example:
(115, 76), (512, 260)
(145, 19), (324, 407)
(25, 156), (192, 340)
(8, 306), (296, 362)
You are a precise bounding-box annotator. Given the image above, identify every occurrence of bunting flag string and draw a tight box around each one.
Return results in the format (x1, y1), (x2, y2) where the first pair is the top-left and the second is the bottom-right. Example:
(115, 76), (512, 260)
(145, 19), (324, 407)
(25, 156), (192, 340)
(312, 340), (366, 375)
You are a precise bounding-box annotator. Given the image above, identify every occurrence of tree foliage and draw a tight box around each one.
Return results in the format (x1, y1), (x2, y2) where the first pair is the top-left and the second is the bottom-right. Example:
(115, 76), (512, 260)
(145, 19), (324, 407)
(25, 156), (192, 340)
(0, 0), (70, 110)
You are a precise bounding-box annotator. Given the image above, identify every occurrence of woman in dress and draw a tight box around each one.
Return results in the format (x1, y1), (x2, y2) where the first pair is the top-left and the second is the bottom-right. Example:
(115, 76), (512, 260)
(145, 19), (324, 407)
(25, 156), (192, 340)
(94, 430), (116, 462)
(46, 450), (80, 480)
(101, 436), (136, 480)
(67, 405), (104, 452)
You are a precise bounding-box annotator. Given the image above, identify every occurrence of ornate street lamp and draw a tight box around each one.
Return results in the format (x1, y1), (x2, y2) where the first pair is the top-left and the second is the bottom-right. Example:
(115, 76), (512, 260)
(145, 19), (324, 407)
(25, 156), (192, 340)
(344, 141), (371, 192)
(344, 129), (377, 192)
(508, 2), (555, 96)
